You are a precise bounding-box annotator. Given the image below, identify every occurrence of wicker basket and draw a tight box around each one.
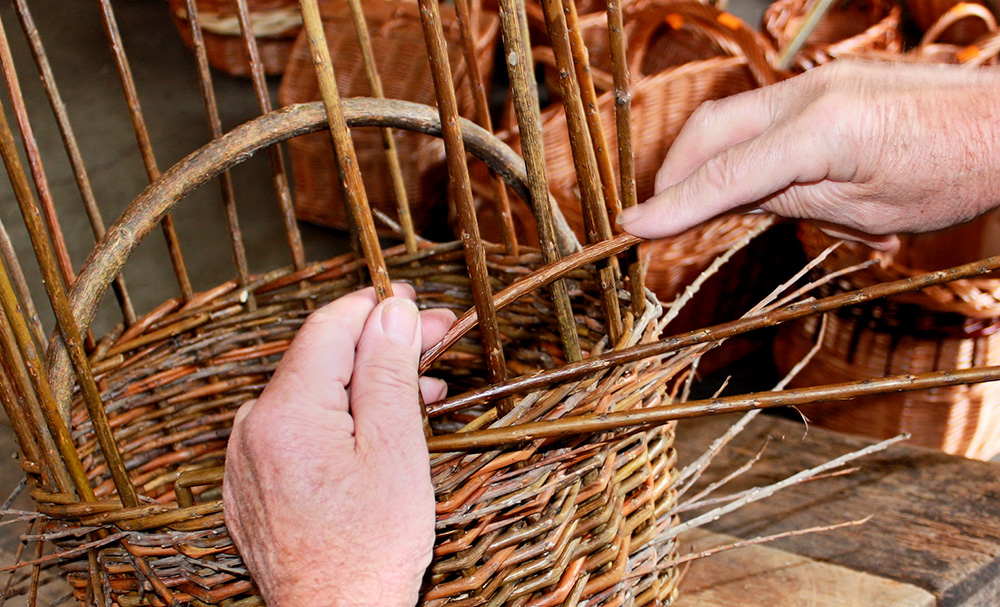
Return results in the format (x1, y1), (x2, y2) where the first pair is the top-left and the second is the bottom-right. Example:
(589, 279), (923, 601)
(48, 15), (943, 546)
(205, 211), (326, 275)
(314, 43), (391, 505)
(774, 221), (1000, 459)
(907, 0), (996, 44)
(908, 1), (999, 63)
(166, 0), (303, 77)
(762, 0), (903, 70)
(278, 0), (499, 234)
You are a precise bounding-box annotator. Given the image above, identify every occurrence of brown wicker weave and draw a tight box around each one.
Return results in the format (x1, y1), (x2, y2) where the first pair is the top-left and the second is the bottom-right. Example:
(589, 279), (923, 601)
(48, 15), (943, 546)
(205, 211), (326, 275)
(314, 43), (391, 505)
(278, 0), (499, 234)
(775, 222), (1000, 459)
(762, 0), (903, 70)
(166, 0), (303, 76)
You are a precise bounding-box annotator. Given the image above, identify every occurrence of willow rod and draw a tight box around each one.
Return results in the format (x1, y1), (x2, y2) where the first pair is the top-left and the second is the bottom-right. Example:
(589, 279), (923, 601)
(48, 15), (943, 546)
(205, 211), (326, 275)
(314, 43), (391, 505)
(417, 0), (512, 415)
(0, 13), (74, 291)
(185, 0), (254, 311)
(540, 0), (623, 343)
(428, 364), (1000, 452)
(346, 0), (419, 254)
(0, 93), (137, 507)
(0, 215), (45, 349)
(235, 0), (307, 273)
(606, 0), (645, 316)
(299, 0), (392, 299)
(96, 0), (193, 301)
(431, 253), (1000, 414)
(496, 0), (582, 362)
(12, 0), (136, 326)
(454, 0), (519, 255)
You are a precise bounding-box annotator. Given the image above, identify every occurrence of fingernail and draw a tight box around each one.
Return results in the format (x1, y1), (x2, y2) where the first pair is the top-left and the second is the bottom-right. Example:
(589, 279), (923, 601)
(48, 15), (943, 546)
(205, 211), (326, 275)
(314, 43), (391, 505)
(381, 298), (418, 346)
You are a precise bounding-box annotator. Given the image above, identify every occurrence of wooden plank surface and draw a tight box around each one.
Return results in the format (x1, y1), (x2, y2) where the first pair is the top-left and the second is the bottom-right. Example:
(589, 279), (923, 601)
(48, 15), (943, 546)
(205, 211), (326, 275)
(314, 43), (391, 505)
(677, 529), (936, 607)
(676, 413), (1000, 607)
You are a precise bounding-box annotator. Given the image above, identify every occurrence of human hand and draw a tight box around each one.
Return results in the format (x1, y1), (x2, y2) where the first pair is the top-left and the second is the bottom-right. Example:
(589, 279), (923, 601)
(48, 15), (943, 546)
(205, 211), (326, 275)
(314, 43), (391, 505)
(620, 60), (1000, 250)
(223, 286), (456, 607)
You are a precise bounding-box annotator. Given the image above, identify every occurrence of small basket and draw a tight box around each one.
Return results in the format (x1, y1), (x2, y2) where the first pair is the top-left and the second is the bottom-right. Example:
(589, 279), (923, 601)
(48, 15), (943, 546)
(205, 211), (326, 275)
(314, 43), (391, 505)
(166, 0), (303, 77)
(762, 0), (903, 70)
(774, 221), (1000, 459)
(908, 1), (1000, 63)
(278, 0), (499, 234)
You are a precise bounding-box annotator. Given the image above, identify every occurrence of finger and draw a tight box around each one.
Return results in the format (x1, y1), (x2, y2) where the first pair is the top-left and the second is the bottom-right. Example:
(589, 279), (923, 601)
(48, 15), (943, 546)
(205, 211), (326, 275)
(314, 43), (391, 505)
(419, 376), (448, 404)
(622, 122), (834, 239)
(350, 297), (426, 455)
(420, 308), (457, 353)
(258, 285), (416, 413)
(654, 88), (780, 193)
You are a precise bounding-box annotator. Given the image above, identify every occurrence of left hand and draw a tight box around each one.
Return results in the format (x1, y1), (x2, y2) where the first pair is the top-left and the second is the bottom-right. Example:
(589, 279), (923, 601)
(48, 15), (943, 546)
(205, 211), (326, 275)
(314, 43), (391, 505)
(223, 285), (455, 607)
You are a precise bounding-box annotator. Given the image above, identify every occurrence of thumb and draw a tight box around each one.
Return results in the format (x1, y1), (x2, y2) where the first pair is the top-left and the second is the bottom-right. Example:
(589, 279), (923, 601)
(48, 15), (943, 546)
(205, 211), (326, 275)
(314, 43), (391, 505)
(350, 297), (427, 455)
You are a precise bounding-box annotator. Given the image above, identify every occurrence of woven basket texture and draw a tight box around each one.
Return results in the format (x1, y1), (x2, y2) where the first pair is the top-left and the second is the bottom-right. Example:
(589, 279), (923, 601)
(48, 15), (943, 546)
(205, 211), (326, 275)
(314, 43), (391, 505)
(49, 242), (681, 605)
(762, 0), (903, 70)
(774, 222), (1000, 459)
(277, 0), (499, 234)
(166, 0), (303, 76)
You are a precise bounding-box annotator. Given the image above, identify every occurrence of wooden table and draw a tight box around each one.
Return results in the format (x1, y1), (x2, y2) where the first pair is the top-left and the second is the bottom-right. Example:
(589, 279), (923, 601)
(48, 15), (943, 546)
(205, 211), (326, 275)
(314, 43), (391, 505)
(674, 414), (1000, 607)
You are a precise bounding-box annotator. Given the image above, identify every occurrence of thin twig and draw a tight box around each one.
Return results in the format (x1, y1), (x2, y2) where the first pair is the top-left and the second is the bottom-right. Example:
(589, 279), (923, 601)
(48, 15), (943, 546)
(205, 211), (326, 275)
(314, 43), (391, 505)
(0, 533), (127, 573)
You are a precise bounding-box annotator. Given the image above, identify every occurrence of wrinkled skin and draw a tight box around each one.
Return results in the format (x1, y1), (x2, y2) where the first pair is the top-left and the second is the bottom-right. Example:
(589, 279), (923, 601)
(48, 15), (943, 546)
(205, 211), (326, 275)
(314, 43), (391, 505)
(621, 61), (1000, 250)
(223, 286), (455, 607)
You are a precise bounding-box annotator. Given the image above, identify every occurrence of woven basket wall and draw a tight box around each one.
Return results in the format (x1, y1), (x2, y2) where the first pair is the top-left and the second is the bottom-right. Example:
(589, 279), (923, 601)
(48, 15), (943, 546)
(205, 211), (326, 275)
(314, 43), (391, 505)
(774, 221), (1000, 459)
(166, 0), (303, 76)
(278, 0), (499, 234)
(762, 0), (903, 70)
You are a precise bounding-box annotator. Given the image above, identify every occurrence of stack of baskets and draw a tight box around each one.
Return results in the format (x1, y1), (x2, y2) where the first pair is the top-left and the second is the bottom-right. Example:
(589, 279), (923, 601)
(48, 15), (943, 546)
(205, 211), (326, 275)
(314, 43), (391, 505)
(770, 0), (1000, 458)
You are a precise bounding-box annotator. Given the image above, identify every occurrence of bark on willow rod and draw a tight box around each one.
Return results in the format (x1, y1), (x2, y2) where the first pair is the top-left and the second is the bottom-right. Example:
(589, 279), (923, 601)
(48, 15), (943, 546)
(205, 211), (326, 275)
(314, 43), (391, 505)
(346, 0), (419, 254)
(96, 0), (193, 301)
(431, 253), (1000, 413)
(235, 0), (307, 273)
(417, 0), (512, 415)
(496, 0), (583, 363)
(298, 0), (393, 299)
(12, 0), (136, 326)
(540, 0), (623, 343)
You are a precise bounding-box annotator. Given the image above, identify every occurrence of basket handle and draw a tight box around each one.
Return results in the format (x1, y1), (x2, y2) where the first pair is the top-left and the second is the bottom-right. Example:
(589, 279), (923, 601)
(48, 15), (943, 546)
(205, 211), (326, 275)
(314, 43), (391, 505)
(920, 1), (998, 47)
(625, 1), (778, 86)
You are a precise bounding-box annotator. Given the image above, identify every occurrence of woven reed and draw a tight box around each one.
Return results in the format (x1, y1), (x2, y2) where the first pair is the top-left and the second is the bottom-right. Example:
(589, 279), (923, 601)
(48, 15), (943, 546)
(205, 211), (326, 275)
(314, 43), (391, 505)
(762, 0), (903, 70)
(44, 243), (680, 606)
(166, 0), (302, 77)
(774, 222), (1000, 459)
(278, 0), (498, 234)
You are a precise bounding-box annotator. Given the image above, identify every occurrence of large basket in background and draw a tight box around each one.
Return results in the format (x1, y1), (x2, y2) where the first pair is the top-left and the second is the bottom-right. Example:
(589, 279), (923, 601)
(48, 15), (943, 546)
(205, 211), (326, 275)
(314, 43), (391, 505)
(762, 0), (903, 70)
(775, 221), (1000, 459)
(278, 0), (499, 234)
(166, 0), (303, 76)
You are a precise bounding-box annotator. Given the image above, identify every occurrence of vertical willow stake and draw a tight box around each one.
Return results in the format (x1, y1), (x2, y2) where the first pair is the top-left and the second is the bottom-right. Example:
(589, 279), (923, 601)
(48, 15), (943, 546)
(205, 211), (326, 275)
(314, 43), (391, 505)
(454, 0), (519, 255)
(96, 0), (193, 302)
(417, 0), (514, 415)
(346, 0), (419, 254)
(0, 95), (136, 507)
(540, 0), (623, 343)
(299, 0), (392, 299)
(496, 0), (583, 363)
(607, 0), (645, 315)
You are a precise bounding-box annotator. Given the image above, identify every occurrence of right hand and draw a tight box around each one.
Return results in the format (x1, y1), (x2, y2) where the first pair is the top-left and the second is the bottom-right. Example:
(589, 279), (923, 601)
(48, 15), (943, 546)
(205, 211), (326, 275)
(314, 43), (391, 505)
(620, 60), (1000, 249)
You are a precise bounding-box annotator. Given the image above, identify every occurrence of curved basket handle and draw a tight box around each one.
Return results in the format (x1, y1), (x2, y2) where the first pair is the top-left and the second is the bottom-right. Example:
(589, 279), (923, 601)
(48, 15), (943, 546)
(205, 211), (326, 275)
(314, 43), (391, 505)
(920, 1), (998, 47)
(625, 1), (778, 86)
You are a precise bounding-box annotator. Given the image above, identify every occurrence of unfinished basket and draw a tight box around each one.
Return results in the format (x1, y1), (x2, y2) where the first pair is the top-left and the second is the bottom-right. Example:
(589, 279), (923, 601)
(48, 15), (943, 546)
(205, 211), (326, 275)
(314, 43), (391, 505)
(762, 0), (903, 70)
(278, 0), (498, 234)
(166, 0), (302, 76)
(774, 221), (1000, 459)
